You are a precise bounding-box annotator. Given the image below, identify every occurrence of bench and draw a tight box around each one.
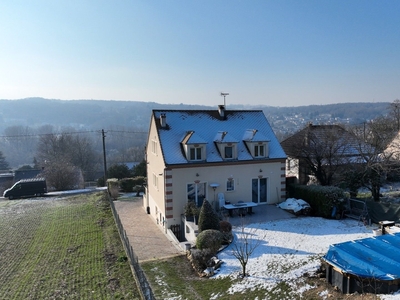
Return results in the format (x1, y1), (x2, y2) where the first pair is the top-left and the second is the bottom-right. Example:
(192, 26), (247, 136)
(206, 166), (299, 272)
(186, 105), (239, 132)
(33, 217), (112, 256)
(345, 198), (369, 224)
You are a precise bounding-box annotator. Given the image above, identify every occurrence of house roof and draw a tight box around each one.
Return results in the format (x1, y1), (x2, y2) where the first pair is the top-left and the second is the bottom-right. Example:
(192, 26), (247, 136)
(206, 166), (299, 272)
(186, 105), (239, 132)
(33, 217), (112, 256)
(152, 109), (286, 165)
(281, 123), (369, 160)
(323, 232), (400, 280)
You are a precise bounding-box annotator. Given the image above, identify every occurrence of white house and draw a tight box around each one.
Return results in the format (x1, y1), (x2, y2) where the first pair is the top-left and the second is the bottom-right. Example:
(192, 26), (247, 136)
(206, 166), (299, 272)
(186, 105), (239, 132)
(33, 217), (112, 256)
(143, 105), (287, 236)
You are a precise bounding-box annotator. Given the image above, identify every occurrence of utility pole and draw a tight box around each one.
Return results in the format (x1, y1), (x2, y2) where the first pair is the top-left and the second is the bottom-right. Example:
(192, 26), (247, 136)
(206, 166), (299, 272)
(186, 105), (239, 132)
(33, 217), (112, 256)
(102, 129), (107, 186)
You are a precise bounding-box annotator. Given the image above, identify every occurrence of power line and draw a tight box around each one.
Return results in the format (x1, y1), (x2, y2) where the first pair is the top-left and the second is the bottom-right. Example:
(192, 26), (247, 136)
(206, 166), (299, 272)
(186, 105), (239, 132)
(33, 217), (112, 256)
(0, 129), (148, 139)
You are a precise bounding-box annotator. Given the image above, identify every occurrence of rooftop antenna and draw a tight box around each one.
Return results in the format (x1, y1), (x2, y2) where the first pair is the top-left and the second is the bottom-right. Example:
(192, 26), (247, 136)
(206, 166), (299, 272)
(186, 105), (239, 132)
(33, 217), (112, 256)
(220, 92), (229, 107)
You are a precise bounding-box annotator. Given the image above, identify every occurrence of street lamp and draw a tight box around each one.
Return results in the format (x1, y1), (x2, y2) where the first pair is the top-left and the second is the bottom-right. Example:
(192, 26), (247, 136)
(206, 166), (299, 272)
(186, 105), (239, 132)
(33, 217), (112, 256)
(210, 183), (220, 211)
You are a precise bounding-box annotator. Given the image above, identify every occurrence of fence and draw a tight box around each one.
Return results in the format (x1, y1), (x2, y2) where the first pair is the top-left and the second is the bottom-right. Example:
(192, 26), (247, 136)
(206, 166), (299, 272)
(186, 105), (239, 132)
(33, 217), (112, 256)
(108, 196), (155, 300)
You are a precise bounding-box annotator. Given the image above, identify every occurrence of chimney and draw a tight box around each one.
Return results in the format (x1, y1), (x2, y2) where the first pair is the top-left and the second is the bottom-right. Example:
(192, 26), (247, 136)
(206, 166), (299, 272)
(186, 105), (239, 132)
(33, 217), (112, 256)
(160, 113), (166, 128)
(218, 105), (225, 118)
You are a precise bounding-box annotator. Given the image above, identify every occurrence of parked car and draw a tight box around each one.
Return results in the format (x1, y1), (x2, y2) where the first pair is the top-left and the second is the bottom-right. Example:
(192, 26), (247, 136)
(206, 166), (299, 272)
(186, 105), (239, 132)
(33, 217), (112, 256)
(3, 178), (47, 200)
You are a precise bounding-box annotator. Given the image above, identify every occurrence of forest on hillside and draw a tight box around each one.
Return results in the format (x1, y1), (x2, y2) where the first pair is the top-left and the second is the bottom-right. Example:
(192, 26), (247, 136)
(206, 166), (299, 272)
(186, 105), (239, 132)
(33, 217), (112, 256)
(0, 98), (392, 169)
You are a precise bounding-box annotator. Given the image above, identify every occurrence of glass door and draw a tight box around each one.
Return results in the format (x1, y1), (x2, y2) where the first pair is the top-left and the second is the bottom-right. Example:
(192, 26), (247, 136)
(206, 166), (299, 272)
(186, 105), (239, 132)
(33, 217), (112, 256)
(187, 182), (206, 207)
(252, 177), (268, 204)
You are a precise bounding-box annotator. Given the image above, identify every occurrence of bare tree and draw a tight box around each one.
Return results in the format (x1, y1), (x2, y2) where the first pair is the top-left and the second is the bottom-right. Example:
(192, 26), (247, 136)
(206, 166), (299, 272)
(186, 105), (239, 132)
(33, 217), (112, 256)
(0, 150), (10, 171)
(2, 125), (37, 168)
(389, 99), (400, 131)
(36, 132), (98, 182)
(230, 220), (266, 277)
(281, 124), (357, 186)
(349, 119), (398, 201)
(42, 158), (81, 190)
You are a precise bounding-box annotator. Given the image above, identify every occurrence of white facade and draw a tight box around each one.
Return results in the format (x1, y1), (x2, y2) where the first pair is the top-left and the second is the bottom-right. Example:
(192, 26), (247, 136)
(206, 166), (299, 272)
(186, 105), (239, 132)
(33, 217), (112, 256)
(143, 108), (287, 233)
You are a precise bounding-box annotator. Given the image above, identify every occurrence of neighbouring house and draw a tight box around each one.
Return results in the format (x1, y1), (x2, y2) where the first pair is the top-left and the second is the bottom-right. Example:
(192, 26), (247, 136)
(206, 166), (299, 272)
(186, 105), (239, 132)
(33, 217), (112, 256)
(143, 105), (287, 238)
(383, 131), (400, 161)
(281, 123), (367, 186)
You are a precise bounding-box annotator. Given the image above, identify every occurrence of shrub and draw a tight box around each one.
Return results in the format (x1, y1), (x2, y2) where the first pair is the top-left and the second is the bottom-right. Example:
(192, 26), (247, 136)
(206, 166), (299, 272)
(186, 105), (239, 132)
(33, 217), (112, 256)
(198, 200), (220, 232)
(188, 248), (215, 274)
(292, 184), (346, 218)
(196, 229), (223, 254)
(118, 176), (146, 194)
(120, 178), (135, 192)
(184, 201), (200, 221)
(219, 220), (233, 244)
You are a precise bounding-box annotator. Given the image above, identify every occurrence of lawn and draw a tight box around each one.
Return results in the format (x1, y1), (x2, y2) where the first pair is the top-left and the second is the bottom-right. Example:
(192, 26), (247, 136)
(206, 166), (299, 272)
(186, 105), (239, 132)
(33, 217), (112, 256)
(0, 192), (140, 299)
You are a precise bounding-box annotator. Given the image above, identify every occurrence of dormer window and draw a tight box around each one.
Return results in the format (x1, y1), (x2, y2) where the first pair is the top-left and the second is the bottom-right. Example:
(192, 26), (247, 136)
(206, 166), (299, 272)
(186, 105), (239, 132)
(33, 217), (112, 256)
(214, 131), (238, 160)
(224, 146), (233, 159)
(190, 146), (202, 161)
(182, 131), (207, 162)
(243, 129), (270, 159)
(254, 144), (265, 157)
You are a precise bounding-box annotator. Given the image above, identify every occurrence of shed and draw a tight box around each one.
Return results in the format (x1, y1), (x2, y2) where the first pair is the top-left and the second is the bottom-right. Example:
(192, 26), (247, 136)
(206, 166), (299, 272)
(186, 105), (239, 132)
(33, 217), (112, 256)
(323, 232), (400, 294)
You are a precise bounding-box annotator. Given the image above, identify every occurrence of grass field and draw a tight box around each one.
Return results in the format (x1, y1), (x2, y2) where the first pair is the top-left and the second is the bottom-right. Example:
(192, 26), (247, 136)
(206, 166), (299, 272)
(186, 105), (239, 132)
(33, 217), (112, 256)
(0, 192), (140, 299)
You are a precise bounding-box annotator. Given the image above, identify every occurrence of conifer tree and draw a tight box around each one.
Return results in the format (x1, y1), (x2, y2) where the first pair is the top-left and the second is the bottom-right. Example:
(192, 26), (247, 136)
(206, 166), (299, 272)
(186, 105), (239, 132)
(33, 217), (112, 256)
(198, 199), (220, 233)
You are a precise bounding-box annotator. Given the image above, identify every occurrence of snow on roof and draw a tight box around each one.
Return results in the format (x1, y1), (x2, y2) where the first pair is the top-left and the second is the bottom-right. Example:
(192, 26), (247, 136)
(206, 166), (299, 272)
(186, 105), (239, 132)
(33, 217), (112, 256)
(153, 109), (286, 165)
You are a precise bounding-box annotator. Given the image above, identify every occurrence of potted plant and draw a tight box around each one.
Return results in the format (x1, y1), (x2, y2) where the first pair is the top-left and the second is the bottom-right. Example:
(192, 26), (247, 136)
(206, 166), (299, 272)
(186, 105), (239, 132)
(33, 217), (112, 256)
(184, 200), (200, 223)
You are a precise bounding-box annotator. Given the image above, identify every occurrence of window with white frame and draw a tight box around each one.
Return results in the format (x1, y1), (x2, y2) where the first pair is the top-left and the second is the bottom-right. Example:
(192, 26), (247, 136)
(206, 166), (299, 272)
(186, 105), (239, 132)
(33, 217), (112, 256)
(254, 144), (265, 157)
(151, 139), (158, 155)
(189, 146), (202, 161)
(152, 173), (158, 189)
(226, 178), (235, 191)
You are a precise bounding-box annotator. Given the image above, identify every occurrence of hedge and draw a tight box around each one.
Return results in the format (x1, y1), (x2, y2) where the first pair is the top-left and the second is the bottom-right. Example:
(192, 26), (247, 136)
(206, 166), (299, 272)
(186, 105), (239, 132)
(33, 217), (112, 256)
(292, 184), (346, 218)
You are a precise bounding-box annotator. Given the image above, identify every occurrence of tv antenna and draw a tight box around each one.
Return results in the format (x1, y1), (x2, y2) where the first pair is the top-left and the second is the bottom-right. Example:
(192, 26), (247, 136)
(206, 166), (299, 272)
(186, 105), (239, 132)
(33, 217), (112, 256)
(220, 92), (229, 107)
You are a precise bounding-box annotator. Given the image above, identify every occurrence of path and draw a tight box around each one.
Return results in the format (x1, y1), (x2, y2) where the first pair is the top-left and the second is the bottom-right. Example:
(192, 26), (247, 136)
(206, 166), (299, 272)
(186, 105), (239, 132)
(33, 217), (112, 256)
(114, 197), (183, 262)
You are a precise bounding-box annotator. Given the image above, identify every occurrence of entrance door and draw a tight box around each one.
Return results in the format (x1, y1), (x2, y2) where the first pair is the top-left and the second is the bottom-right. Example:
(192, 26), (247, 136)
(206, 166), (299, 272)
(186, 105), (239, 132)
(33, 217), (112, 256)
(252, 177), (268, 204)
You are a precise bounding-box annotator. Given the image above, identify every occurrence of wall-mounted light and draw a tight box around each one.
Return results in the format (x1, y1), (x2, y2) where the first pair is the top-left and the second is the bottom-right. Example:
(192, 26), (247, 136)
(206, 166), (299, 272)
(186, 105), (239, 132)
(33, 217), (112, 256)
(259, 169), (263, 172)
(196, 173), (199, 177)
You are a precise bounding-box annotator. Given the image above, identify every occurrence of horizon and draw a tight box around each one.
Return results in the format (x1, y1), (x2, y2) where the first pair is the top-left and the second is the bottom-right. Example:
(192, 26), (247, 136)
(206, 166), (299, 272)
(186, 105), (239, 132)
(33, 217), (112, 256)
(0, 96), (393, 109)
(1, 1), (399, 107)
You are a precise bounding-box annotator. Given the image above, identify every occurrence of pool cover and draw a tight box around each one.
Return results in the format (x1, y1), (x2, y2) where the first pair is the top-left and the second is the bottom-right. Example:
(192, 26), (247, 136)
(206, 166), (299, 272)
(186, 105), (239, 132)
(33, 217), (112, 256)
(323, 232), (400, 280)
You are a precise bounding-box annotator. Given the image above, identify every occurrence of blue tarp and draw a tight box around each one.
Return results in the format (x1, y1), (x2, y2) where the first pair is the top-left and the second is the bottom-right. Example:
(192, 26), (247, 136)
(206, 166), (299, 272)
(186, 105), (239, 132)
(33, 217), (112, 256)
(323, 232), (400, 280)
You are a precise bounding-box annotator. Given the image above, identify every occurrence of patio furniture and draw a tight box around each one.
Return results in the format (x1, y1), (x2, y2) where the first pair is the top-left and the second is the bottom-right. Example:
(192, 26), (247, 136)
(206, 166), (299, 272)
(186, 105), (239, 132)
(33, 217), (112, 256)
(223, 202), (257, 216)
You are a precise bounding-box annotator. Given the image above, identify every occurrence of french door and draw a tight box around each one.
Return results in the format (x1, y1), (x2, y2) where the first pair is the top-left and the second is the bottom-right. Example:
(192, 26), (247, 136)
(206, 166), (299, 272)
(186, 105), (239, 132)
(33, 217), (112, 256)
(252, 177), (268, 204)
(187, 182), (206, 207)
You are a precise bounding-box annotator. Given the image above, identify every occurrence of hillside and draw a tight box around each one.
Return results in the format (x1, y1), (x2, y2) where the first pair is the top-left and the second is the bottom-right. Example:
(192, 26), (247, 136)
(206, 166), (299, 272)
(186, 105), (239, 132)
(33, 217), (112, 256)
(0, 98), (391, 134)
(0, 98), (391, 168)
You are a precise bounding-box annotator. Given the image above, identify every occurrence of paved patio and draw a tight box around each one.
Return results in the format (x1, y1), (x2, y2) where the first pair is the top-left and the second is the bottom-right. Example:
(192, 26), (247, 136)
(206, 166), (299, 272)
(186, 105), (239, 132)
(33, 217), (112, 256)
(220, 203), (296, 227)
(113, 196), (296, 262)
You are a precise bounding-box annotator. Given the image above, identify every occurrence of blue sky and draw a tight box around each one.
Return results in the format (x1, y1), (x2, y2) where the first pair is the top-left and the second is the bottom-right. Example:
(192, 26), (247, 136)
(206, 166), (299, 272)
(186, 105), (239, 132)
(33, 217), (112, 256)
(1, 1), (399, 107)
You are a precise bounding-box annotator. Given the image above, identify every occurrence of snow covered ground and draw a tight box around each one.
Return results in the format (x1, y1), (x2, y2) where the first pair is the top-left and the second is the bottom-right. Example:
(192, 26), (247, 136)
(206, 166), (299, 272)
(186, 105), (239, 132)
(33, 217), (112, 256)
(211, 216), (400, 299)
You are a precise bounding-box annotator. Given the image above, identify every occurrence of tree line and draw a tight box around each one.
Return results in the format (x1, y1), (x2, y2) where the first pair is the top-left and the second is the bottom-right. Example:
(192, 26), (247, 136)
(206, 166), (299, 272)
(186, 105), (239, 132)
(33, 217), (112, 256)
(0, 125), (146, 191)
(284, 100), (400, 201)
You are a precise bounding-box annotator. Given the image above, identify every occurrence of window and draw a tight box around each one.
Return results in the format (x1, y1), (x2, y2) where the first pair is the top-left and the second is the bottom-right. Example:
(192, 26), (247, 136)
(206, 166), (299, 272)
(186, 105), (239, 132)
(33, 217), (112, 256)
(254, 145), (265, 157)
(224, 146), (233, 159)
(151, 140), (158, 155)
(226, 179), (235, 191)
(189, 147), (202, 161)
(152, 173), (158, 189)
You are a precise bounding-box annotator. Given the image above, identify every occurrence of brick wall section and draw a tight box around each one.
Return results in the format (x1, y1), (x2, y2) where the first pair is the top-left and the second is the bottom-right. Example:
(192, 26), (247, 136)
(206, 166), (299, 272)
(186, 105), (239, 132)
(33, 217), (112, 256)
(164, 169), (174, 218)
(281, 162), (286, 199)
